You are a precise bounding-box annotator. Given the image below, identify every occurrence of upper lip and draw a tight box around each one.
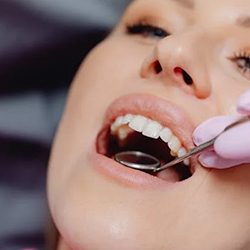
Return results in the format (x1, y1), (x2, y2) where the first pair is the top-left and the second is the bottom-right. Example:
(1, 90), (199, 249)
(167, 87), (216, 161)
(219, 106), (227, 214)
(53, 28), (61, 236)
(100, 93), (195, 150)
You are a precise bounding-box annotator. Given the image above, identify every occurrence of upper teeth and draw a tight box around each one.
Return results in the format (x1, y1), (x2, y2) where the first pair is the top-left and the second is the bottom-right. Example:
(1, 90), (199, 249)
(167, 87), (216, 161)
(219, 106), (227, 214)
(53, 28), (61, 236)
(110, 114), (190, 165)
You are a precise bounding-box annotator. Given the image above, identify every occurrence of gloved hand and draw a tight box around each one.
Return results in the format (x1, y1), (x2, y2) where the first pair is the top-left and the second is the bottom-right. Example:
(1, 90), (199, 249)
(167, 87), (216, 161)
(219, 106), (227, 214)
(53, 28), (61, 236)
(193, 90), (250, 169)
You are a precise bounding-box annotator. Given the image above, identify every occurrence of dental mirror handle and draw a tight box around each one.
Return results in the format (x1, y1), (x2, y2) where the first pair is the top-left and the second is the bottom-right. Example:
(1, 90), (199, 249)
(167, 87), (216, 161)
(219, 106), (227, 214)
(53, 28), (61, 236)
(154, 116), (250, 173)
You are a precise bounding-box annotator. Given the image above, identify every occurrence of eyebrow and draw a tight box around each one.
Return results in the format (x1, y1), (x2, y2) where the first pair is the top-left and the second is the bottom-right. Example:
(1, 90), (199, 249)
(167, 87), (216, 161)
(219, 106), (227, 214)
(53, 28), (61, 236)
(133, 0), (194, 9)
(171, 0), (194, 9)
(236, 15), (250, 28)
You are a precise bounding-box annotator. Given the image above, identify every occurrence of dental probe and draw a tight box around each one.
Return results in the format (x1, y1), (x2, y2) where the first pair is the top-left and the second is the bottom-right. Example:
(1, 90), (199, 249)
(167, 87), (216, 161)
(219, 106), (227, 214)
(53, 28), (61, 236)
(114, 116), (250, 173)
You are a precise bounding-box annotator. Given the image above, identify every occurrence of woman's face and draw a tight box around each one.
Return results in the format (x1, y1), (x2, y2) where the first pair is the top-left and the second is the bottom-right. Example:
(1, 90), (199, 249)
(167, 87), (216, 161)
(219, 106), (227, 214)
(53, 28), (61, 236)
(48, 0), (250, 249)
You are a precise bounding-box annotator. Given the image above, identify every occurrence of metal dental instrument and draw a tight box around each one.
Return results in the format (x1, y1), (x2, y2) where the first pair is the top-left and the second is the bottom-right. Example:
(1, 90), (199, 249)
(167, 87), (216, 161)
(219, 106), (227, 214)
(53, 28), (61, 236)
(114, 116), (250, 173)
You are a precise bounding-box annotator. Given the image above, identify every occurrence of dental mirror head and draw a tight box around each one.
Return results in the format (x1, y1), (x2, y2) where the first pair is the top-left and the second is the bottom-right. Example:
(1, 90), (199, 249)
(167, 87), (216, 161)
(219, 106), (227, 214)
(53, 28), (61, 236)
(114, 151), (160, 171)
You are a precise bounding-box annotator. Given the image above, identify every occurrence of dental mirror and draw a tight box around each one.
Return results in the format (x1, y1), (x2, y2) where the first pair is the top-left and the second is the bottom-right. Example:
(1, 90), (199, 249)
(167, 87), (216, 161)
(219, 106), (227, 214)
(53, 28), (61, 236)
(114, 116), (250, 173)
(114, 151), (160, 171)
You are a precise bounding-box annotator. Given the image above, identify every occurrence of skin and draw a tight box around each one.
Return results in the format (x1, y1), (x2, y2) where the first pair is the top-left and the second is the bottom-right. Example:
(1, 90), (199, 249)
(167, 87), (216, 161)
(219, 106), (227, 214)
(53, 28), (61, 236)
(48, 0), (250, 249)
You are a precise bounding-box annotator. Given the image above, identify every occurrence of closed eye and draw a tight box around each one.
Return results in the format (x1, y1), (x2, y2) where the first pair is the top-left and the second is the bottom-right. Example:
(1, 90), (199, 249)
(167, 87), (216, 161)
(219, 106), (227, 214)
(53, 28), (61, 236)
(126, 22), (169, 39)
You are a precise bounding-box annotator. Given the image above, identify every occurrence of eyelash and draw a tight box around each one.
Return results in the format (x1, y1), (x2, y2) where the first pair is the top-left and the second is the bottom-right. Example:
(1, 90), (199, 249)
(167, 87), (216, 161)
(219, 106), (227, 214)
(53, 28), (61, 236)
(126, 22), (169, 39)
(230, 51), (250, 79)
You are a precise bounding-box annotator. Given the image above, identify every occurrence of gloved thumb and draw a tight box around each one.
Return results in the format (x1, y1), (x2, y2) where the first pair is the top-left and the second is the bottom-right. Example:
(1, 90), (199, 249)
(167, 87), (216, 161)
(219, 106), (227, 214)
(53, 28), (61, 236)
(192, 115), (241, 146)
(198, 151), (245, 169)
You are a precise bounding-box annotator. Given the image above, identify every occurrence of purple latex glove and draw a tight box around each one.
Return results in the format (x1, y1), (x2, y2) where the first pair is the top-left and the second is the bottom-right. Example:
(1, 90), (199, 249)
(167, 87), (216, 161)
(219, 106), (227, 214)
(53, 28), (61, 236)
(193, 90), (250, 169)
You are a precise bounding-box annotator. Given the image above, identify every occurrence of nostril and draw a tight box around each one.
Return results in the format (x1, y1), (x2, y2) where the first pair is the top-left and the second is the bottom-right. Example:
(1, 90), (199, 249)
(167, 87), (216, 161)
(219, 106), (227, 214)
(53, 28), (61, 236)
(174, 67), (193, 85)
(153, 60), (163, 74)
(183, 70), (193, 85)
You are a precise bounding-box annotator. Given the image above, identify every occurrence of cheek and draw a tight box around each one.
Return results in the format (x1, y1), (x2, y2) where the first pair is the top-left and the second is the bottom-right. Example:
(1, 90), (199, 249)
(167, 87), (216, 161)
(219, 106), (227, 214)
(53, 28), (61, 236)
(78, 36), (148, 91)
(48, 38), (143, 211)
(209, 67), (250, 115)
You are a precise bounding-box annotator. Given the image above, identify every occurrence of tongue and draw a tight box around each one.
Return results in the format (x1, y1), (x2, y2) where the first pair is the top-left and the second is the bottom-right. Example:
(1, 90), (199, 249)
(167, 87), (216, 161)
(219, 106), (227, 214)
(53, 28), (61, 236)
(155, 167), (180, 182)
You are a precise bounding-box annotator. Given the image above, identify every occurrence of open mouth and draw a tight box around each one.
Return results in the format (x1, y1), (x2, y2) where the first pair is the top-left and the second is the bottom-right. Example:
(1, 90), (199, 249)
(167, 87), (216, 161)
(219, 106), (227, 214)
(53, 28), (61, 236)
(96, 113), (193, 183)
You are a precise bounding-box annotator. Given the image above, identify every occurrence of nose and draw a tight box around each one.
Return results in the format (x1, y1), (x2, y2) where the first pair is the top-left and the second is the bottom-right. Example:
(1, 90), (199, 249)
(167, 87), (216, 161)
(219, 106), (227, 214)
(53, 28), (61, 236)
(141, 31), (211, 99)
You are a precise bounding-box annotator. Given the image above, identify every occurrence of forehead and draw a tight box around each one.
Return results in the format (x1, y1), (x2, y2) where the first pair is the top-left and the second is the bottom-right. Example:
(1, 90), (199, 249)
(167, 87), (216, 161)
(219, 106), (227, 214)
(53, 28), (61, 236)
(130, 0), (250, 28)
(132, 0), (250, 9)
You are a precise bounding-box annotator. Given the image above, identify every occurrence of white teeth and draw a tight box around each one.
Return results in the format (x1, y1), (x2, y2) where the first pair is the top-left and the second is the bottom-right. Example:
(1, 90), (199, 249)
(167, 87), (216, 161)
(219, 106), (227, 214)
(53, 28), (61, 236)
(111, 115), (134, 133)
(117, 126), (133, 147)
(111, 116), (124, 132)
(184, 158), (190, 166)
(168, 136), (181, 154)
(117, 126), (130, 140)
(142, 120), (162, 139)
(177, 147), (190, 166)
(170, 150), (177, 157)
(110, 113), (190, 165)
(177, 147), (187, 157)
(129, 115), (148, 132)
(123, 114), (133, 124)
(159, 127), (173, 143)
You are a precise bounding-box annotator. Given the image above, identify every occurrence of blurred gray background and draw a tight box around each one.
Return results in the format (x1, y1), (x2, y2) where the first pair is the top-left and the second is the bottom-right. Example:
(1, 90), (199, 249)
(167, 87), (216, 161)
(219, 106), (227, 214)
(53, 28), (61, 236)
(0, 1), (129, 249)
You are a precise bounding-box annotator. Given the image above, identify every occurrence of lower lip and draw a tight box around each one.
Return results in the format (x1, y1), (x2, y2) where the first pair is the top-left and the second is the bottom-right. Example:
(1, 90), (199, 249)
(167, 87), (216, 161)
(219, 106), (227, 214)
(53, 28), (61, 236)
(88, 145), (187, 189)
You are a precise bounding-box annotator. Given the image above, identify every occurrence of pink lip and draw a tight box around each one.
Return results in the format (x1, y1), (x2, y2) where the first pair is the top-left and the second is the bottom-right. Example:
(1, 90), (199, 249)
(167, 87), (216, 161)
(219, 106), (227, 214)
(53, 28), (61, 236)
(89, 93), (196, 189)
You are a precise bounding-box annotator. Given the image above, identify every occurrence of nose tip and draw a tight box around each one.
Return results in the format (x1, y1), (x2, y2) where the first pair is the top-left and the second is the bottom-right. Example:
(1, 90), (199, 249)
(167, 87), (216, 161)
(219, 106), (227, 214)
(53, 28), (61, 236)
(140, 34), (212, 99)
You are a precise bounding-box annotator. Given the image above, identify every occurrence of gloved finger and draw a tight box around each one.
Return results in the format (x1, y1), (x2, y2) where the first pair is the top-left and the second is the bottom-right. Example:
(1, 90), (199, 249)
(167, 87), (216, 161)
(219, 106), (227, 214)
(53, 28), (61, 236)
(237, 90), (250, 114)
(214, 121), (250, 161)
(193, 115), (242, 146)
(198, 150), (245, 169)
